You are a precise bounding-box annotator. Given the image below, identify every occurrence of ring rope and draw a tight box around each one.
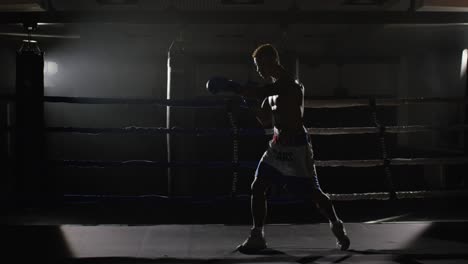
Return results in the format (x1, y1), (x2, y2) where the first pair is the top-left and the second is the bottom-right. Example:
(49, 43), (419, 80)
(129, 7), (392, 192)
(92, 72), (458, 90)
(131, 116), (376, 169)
(3, 124), (467, 136)
(1, 95), (468, 108)
(328, 189), (468, 201)
(4, 94), (467, 202)
(0, 95), (228, 108)
(50, 160), (247, 169)
(304, 96), (468, 108)
(308, 124), (468, 135)
(316, 157), (468, 167)
(59, 189), (468, 204)
(50, 156), (468, 169)
(45, 126), (233, 136)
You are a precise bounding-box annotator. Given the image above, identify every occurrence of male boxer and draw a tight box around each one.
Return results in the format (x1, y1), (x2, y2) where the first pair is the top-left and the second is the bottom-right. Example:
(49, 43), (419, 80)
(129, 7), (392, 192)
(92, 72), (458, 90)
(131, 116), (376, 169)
(207, 44), (350, 252)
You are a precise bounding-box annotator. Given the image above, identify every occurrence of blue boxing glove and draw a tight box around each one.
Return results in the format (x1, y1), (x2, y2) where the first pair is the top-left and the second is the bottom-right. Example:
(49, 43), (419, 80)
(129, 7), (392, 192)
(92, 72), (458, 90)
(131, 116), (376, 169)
(206, 76), (243, 95)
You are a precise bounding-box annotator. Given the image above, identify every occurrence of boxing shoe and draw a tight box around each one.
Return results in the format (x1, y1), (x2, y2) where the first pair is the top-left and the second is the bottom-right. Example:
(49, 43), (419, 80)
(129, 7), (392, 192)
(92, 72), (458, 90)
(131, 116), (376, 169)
(236, 228), (267, 253)
(330, 220), (350, 250)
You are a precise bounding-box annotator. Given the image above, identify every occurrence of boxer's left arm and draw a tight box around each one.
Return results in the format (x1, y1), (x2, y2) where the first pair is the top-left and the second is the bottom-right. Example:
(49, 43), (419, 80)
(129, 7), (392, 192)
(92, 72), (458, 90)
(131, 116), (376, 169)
(256, 99), (273, 128)
(239, 83), (275, 127)
(239, 83), (277, 101)
(244, 97), (272, 128)
(206, 76), (275, 101)
(206, 77), (272, 127)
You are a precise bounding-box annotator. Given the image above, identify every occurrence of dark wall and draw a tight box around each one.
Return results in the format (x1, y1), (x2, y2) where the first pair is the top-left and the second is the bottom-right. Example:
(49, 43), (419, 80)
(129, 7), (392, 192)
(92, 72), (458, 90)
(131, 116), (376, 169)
(1, 22), (467, 199)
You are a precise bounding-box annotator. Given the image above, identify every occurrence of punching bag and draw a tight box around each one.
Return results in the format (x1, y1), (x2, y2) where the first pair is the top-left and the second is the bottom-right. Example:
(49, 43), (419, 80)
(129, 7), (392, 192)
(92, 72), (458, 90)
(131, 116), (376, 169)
(15, 40), (49, 205)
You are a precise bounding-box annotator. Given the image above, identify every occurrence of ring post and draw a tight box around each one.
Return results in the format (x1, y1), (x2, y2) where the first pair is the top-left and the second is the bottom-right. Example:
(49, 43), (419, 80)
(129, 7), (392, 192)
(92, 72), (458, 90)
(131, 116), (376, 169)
(465, 52), (468, 155)
(166, 33), (196, 197)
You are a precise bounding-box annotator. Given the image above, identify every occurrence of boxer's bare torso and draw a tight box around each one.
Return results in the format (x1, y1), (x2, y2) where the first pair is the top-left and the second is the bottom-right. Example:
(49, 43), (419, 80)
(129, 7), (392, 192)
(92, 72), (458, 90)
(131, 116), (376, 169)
(263, 75), (304, 137)
(243, 71), (305, 141)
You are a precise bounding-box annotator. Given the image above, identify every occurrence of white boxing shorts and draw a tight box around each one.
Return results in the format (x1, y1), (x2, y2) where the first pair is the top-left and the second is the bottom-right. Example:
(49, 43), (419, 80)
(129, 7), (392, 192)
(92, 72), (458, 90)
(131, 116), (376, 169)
(255, 129), (321, 191)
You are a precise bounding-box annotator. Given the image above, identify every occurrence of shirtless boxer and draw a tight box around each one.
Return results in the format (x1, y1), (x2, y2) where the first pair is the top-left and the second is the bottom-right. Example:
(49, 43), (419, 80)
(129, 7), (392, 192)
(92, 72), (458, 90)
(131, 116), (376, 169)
(206, 44), (350, 252)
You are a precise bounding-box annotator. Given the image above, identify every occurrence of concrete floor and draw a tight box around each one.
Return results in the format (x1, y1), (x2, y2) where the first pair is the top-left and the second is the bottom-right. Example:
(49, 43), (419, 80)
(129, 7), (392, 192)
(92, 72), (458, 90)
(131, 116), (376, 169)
(3, 195), (468, 263)
(4, 221), (468, 263)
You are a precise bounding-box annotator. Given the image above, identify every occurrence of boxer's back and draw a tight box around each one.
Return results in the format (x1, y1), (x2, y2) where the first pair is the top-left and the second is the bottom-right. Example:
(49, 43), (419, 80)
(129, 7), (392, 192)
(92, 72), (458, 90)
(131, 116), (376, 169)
(267, 77), (305, 137)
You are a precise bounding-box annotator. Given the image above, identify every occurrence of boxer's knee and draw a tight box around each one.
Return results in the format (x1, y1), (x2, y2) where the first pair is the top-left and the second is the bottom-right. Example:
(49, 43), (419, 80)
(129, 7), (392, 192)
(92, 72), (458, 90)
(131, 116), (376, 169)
(251, 177), (269, 196)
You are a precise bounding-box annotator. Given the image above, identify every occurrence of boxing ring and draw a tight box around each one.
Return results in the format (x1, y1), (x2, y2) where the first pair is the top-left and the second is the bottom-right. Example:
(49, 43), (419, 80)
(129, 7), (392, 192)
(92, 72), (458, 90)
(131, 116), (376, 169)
(2, 92), (468, 263)
(3, 94), (468, 201)
(2, 42), (468, 262)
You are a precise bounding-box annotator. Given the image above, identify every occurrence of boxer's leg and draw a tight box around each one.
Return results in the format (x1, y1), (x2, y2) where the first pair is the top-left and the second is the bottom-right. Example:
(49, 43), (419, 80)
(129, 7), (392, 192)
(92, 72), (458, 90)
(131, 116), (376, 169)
(237, 162), (277, 253)
(289, 142), (350, 250)
(251, 175), (271, 230)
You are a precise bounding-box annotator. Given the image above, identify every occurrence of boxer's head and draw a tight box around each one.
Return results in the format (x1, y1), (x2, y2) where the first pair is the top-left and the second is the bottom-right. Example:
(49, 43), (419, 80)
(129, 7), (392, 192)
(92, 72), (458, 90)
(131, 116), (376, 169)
(252, 44), (279, 79)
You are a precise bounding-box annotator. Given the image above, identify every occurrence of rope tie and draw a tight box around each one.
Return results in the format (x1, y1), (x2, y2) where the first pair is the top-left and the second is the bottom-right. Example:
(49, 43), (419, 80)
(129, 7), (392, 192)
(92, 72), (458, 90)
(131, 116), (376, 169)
(226, 99), (240, 197)
(369, 97), (397, 200)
